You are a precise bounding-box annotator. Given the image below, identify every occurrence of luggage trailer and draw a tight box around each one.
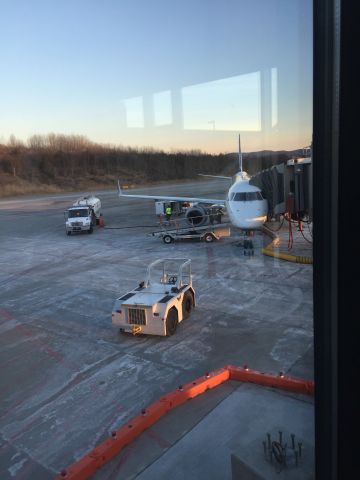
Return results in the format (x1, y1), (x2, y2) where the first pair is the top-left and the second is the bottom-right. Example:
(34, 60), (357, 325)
(148, 223), (231, 244)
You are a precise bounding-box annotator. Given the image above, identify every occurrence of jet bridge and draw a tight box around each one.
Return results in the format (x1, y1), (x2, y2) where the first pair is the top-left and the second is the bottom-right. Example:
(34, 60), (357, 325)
(250, 157), (312, 220)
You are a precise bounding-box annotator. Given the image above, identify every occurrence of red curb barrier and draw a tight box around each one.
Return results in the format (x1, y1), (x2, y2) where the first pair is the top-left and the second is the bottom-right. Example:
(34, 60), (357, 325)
(55, 366), (314, 479)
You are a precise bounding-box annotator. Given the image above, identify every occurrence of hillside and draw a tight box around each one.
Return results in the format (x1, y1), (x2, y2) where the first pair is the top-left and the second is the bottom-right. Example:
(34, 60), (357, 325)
(0, 135), (303, 197)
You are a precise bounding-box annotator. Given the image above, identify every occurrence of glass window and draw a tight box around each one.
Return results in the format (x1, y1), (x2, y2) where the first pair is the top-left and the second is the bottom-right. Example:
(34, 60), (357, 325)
(68, 209), (89, 218)
(233, 192), (247, 201)
(231, 192), (263, 201)
(0, 1), (314, 479)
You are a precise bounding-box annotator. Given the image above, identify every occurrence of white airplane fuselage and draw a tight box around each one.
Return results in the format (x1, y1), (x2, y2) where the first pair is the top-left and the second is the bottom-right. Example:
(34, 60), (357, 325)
(226, 177), (268, 230)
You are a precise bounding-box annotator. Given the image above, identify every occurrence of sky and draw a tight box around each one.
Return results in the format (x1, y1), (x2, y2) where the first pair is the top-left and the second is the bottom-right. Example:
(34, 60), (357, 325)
(0, 0), (313, 154)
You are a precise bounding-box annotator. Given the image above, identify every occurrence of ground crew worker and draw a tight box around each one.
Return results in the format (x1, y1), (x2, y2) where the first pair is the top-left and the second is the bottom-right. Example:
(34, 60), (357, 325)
(165, 206), (172, 221)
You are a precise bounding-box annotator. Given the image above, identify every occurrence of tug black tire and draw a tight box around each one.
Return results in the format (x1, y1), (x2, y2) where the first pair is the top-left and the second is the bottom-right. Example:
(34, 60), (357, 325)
(182, 291), (194, 320)
(166, 308), (178, 336)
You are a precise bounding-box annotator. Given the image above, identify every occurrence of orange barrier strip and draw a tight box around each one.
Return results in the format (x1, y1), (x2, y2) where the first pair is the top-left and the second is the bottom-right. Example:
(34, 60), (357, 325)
(227, 365), (314, 395)
(56, 367), (230, 479)
(55, 366), (314, 480)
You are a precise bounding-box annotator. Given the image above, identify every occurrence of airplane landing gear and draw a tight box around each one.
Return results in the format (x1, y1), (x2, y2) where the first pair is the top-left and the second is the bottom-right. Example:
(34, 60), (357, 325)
(243, 238), (254, 256)
(244, 230), (255, 256)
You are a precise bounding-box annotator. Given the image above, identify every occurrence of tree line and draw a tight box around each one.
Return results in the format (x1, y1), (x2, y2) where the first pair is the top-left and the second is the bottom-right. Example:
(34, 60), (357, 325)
(0, 133), (296, 192)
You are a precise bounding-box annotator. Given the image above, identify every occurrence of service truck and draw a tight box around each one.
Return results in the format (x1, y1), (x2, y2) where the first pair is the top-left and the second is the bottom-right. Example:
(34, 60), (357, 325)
(112, 258), (195, 336)
(64, 195), (101, 235)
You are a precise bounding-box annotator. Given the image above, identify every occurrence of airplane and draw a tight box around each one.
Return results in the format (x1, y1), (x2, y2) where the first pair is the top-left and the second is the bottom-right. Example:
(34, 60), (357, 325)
(118, 135), (268, 230)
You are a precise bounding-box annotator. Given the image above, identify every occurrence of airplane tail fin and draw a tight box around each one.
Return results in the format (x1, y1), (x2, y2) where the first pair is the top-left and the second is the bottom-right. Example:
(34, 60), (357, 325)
(238, 134), (243, 173)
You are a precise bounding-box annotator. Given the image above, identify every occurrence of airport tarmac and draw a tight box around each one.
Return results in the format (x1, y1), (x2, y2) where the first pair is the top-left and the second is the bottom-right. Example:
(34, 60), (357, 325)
(0, 180), (314, 479)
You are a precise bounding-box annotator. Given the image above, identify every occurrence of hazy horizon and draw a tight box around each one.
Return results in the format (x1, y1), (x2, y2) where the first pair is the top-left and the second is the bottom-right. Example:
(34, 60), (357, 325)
(1, 131), (310, 156)
(0, 0), (312, 154)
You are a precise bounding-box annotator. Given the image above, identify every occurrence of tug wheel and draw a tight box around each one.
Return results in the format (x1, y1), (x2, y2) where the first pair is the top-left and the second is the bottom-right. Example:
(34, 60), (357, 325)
(182, 291), (194, 320)
(166, 308), (178, 336)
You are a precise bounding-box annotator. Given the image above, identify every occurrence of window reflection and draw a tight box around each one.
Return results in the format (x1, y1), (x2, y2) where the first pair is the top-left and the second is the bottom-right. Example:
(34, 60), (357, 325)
(124, 97), (144, 128)
(154, 90), (172, 126)
(271, 67), (278, 127)
(118, 67), (281, 150)
(182, 73), (261, 131)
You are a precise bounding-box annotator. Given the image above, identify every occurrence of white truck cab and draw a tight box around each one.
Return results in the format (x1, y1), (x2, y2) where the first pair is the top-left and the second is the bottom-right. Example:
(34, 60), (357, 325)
(64, 195), (101, 235)
(112, 258), (195, 336)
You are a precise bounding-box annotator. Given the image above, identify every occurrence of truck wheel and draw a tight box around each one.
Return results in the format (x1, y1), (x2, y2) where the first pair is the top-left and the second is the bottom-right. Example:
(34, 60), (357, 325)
(163, 235), (174, 244)
(204, 233), (215, 243)
(182, 291), (194, 320)
(166, 308), (178, 336)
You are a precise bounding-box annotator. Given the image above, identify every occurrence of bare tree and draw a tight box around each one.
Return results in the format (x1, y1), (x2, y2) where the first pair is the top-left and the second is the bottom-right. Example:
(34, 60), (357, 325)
(8, 134), (24, 148)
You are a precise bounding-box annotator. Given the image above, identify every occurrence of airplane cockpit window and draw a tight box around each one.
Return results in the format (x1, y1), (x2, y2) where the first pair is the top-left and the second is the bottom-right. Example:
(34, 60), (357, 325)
(233, 192), (247, 201)
(231, 192), (264, 201)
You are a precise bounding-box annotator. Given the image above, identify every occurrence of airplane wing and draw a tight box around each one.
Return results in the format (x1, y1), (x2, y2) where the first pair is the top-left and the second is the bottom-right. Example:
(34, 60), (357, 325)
(198, 174), (232, 180)
(118, 180), (226, 206)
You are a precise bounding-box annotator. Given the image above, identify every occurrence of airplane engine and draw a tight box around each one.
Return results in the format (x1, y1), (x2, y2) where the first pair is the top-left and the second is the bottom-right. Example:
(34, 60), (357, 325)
(185, 205), (208, 227)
